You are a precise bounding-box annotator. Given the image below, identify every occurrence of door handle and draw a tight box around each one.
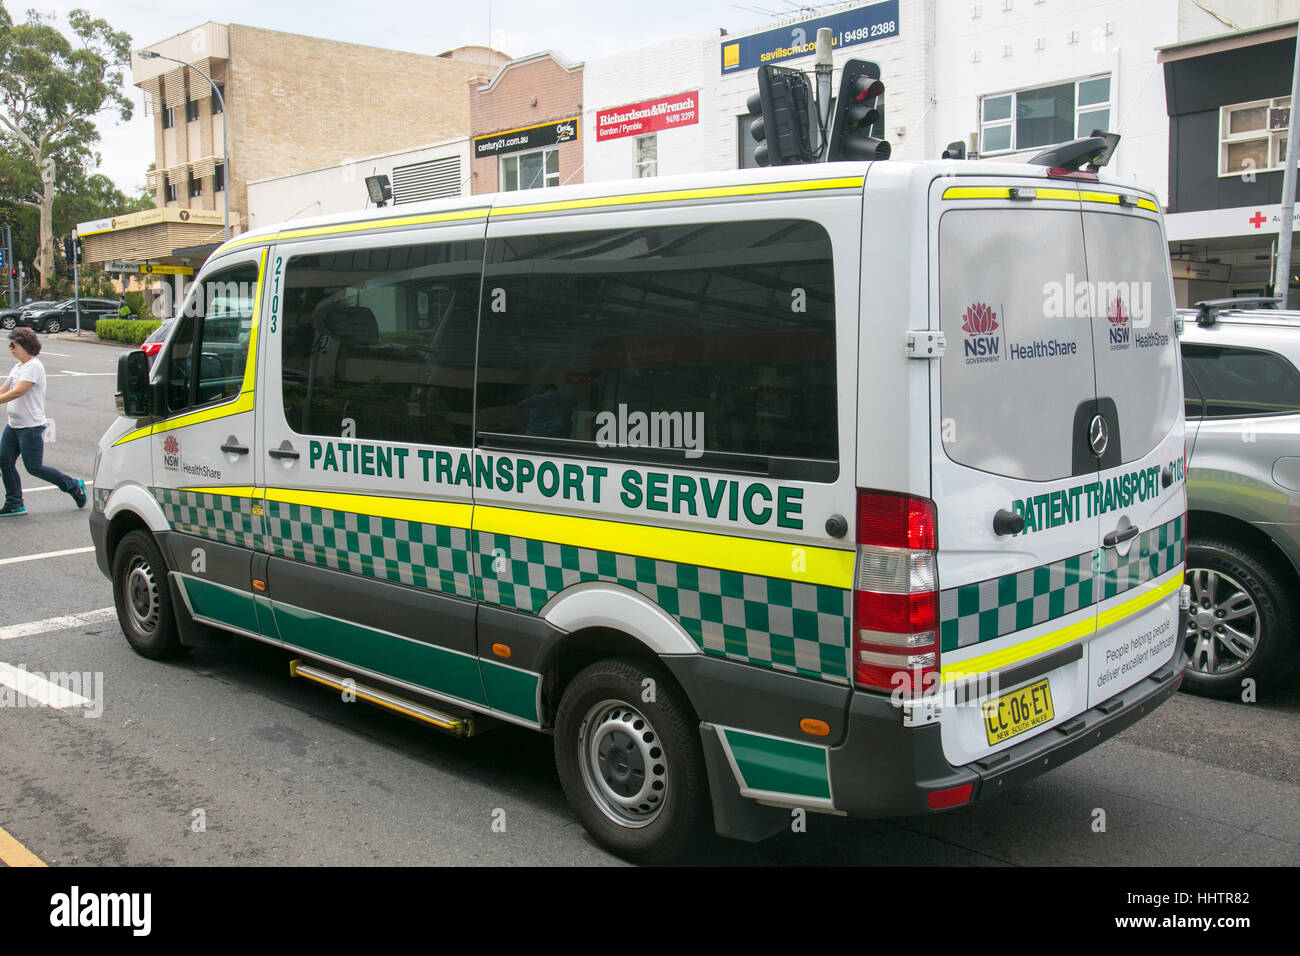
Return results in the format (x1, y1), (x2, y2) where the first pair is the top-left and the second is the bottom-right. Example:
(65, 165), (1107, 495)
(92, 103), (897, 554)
(268, 446), (300, 461)
(1103, 524), (1140, 548)
(993, 509), (1025, 536)
(221, 442), (250, 455)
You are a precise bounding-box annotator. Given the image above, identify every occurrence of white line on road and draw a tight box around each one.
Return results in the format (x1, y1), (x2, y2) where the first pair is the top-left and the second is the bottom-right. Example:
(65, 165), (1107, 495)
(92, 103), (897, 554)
(0, 546), (94, 567)
(39, 352), (70, 357)
(0, 662), (91, 708)
(0, 607), (117, 642)
(22, 481), (94, 494)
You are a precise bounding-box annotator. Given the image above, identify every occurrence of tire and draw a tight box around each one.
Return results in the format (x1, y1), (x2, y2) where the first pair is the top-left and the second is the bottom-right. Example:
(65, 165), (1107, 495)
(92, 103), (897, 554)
(1182, 537), (1300, 699)
(44, 317), (61, 334)
(1, 316), (14, 330)
(554, 658), (709, 864)
(111, 530), (183, 660)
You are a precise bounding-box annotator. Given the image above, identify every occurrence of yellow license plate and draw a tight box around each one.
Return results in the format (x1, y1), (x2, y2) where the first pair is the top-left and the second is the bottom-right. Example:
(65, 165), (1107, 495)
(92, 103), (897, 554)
(983, 678), (1054, 745)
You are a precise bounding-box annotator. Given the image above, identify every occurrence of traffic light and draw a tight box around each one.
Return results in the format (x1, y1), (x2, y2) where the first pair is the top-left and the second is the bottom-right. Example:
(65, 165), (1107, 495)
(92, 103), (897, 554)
(747, 65), (818, 167)
(62, 236), (83, 265)
(827, 59), (891, 162)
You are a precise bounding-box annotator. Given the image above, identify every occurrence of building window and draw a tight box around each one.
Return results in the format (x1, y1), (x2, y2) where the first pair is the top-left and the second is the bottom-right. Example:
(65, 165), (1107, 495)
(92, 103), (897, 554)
(164, 177), (178, 202)
(1219, 97), (1291, 177)
(186, 99), (201, 122)
(636, 134), (658, 178)
(214, 163), (225, 193)
(161, 106), (175, 130)
(211, 85), (225, 114)
(189, 174), (202, 198)
(500, 148), (559, 191)
(980, 75), (1111, 154)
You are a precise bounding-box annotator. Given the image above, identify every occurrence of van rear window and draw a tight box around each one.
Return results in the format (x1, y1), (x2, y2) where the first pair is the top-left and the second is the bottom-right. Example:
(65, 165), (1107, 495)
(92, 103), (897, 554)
(477, 220), (837, 464)
(938, 209), (1096, 482)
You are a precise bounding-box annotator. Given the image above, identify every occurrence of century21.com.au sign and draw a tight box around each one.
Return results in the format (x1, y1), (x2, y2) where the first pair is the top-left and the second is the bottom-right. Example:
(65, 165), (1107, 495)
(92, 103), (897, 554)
(473, 118), (579, 159)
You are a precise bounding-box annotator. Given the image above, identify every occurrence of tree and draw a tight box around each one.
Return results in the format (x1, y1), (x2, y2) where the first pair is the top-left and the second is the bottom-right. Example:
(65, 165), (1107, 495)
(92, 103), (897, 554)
(0, 4), (132, 291)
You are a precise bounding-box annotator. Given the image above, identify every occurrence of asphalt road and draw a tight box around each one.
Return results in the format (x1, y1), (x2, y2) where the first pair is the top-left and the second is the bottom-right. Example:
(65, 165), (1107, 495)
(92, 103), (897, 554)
(1, 336), (1297, 866)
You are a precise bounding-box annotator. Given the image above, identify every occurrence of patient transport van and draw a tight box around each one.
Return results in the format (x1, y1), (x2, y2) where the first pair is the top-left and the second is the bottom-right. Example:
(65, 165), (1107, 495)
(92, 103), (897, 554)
(92, 159), (1191, 862)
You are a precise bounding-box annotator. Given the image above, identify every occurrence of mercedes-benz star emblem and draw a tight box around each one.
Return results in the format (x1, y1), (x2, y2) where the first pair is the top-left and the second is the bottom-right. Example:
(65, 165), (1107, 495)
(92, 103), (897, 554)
(1089, 414), (1109, 457)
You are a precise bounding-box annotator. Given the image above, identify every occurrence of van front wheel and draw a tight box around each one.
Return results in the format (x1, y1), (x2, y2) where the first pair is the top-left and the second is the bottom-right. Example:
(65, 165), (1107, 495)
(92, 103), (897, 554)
(112, 530), (182, 660)
(554, 658), (708, 863)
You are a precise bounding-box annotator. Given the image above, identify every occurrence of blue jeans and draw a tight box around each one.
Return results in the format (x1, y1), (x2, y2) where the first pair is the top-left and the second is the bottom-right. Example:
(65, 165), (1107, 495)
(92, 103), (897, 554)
(1, 425), (77, 508)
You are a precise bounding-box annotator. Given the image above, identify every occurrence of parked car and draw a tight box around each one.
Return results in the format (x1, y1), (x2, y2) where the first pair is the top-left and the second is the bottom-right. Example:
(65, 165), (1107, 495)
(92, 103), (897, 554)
(18, 297), (120, 333)
(1178, 298), (1300, 697)
(1, 300), (56, 330)
(141, 318), (174, 363)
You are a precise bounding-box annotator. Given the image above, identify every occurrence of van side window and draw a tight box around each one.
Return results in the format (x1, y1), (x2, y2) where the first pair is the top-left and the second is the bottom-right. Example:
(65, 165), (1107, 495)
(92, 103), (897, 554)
(477, 220), (837, 463)
(280, 240), (484, 446)
(1180, 344), (1300, 418)
(165, 262), (259, 413)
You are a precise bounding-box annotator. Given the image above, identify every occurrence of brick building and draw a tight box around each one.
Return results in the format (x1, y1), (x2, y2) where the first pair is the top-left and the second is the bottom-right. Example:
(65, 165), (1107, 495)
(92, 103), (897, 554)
(130, 22), (506, 235)
(470, 52), (584, 194)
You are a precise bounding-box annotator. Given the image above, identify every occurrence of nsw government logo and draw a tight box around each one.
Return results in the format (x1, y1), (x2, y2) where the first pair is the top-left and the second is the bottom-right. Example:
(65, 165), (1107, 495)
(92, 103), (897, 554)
(1107, 296), (1131, 349)
(961, 302), (1000, 365)
(162, 434), (180, 472)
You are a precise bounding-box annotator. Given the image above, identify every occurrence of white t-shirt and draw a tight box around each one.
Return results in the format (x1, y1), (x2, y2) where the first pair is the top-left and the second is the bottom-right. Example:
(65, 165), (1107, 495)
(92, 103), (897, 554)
(5, 358), (46, 428)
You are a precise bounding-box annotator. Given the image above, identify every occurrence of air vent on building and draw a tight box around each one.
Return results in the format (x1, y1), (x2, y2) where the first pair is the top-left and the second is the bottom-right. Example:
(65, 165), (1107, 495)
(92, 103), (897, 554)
(391, 156), (463, 204)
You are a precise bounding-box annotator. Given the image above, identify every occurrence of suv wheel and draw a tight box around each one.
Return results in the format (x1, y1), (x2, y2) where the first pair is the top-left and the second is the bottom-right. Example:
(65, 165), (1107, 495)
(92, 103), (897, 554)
(1, 315), (14, 330)
(1182, 538), (1299, 699)
(44, 317), (61, 334)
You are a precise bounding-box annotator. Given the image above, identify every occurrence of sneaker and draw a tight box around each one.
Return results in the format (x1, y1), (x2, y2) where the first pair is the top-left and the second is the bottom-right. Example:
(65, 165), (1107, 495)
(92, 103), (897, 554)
(0, 504), (26, 517)
(72, 479), (86, 509)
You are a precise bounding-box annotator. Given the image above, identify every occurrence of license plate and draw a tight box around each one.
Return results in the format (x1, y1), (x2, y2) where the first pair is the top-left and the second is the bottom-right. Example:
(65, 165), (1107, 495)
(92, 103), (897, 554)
(983, 678), (1054, 746)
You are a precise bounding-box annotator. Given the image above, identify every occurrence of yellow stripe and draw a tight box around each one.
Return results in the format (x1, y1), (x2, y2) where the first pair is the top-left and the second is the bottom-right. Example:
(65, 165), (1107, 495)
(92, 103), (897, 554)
(239, 248), (269, 394)
(275, 207), (489, 241)
(477, 117), (579, 139)
(212, 233), (273, 255)
(178, 485), (260, 498)
(110, 393), (255, 447)
(1097, 572), (1184, 631)
(113, 423), (155, 446)
(1186, 478), (1289, 506)
(490, 177), (865, 218)
(942, 571), (1183, 681)
(1077, 190), (1160, 212)
(0, 824), (45, 867)
(474, 505), (854, 588)
(264, 487), (473, 529)
(941, 185), (1082, 202)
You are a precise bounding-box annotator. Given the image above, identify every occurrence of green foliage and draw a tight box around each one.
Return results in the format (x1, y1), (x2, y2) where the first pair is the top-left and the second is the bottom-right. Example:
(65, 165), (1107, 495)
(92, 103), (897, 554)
(95, 318), (160, 344)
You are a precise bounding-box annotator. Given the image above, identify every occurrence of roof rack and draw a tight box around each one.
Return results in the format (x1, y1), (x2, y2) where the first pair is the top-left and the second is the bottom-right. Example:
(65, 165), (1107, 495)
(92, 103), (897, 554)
(1194, 296), (1282, 327)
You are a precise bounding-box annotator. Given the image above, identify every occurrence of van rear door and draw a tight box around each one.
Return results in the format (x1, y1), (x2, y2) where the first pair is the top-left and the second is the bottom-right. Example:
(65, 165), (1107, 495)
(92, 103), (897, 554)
(929, 178), (1104, 767)
(1078, 196), (1185, 708)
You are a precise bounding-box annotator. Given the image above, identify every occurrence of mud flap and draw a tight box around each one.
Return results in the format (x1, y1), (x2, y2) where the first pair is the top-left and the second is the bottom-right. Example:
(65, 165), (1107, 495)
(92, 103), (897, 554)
(699, 722), (789, 842)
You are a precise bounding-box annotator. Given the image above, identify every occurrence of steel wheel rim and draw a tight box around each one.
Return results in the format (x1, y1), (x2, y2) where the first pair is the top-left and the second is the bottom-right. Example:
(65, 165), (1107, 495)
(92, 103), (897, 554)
(125, 555), (160, 635)
(577, 698), (667, 828)
(1184, 567), (1260, 675)
(46, 320), (59, 333)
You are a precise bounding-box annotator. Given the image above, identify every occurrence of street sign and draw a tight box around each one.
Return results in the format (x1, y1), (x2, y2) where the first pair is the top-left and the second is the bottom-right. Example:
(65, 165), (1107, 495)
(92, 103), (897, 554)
(105, 260), (143, 274)
(141, 263), (194, 276)
(0, 249), (6, 266)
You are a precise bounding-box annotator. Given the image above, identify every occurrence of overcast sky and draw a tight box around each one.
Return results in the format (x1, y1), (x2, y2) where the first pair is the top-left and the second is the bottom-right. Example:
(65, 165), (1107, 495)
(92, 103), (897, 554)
(20, 0), (817, 194)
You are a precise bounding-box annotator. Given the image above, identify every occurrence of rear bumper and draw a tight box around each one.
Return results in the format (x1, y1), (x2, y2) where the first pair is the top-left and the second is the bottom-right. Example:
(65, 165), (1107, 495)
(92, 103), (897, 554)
(829, 606), (1190, 817)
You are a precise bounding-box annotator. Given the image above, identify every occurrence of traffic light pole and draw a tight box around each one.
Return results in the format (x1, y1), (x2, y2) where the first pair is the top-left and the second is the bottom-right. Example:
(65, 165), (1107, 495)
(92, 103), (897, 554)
(73, 249), (81, 336)
(4, 225), (12, 308)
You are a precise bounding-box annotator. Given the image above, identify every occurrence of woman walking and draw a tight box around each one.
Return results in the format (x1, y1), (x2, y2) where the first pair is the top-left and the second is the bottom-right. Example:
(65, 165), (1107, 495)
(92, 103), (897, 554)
(0, 328), (86, 516)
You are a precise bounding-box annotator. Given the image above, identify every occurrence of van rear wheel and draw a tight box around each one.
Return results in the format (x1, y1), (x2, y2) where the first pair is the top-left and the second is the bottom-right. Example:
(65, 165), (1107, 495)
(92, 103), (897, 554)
(112, 530), (182, 660)
(554, 658), (708, 863)
(1182, 538), (1298, 699)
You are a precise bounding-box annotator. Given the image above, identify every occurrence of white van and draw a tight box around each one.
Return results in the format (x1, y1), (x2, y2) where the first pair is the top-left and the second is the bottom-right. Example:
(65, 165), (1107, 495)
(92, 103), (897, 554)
(92, 160), (1190, 862)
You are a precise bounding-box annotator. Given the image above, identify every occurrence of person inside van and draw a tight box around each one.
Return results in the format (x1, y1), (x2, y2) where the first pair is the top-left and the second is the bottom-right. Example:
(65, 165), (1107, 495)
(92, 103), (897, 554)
(519, 383), (574, 438)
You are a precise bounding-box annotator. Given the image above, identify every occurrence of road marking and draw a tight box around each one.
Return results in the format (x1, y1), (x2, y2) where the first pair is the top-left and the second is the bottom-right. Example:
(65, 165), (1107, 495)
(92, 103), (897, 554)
(23, 480), (94, 494)
(40, 351), (70, 357)
(53, 371), (115, 377)
(0, 662), (91, 708)
(0, 825), (45, 867)
(0, 607), (116, 642)
(0, 546), (94, 567)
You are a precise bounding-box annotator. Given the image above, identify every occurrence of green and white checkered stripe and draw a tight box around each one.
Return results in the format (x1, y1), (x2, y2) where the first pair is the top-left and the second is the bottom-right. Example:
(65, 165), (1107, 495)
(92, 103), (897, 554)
(263, 500), (474, 600)
(474, 531), (851, 684)
(939, 515), (1184, 652)
(153, 488), (260, 551)
(93, 488), (110, 513)
(1101, 515), (1184, 600)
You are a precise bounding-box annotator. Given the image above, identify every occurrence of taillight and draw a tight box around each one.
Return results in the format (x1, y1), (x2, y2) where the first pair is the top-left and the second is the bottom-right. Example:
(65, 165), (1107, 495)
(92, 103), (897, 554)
(853, 490), (939, 695)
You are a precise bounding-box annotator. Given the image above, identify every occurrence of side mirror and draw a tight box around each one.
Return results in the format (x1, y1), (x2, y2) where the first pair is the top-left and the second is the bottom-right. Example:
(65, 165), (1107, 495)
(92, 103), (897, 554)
(116, 350), (151, 418)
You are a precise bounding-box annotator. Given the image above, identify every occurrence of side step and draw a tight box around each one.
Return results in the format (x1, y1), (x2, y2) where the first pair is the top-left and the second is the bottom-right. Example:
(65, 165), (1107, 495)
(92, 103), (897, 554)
(288, 659), (474, 737)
